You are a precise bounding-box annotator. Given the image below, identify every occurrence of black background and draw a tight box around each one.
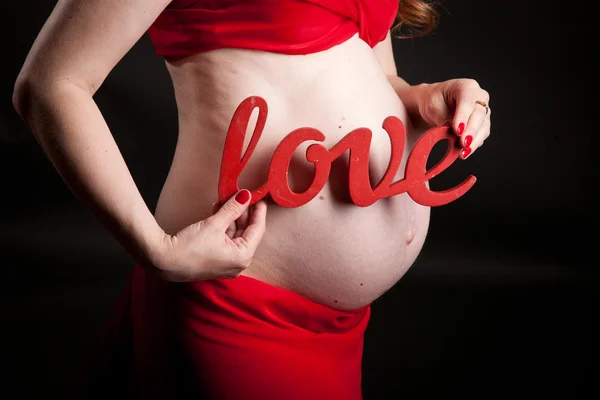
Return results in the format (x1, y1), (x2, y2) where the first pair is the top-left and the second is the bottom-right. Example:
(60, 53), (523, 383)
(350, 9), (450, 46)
(1, 0), (598, 398)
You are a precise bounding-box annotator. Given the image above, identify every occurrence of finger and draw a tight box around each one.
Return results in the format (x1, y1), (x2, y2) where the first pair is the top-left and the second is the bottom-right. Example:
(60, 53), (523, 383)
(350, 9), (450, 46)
(420, 91), (453, 127)
(235, 207), (252, 238)
(462, 118), (491, 159)
(460, 102), (488, 150)
(452, 84), (489, 139)
(225, 221), (237, 239)
(232, 200), (268, 254)
(211, 200), (237, 238)
(208, 189), (252, 230)
(211, 201), (222, 215)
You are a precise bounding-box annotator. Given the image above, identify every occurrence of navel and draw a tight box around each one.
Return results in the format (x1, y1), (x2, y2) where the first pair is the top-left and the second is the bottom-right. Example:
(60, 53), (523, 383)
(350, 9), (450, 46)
(405, 227), (416, 244)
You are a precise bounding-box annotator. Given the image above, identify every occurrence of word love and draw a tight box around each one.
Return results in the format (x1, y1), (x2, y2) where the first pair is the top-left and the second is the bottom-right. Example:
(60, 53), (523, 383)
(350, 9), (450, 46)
(218, 96), (476, 208)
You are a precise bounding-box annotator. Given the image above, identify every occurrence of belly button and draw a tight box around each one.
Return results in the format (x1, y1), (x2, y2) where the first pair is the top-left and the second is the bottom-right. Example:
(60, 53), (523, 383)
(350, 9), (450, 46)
(405, 227), (416, 244)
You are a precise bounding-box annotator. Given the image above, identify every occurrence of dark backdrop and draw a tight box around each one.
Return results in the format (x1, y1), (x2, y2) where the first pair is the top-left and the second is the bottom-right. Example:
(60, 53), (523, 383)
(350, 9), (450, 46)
(1, 0), (597, 398)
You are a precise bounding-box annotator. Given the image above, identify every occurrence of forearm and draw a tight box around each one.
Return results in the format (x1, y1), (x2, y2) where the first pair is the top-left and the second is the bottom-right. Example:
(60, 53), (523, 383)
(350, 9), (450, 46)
(13, 80), (165, 267)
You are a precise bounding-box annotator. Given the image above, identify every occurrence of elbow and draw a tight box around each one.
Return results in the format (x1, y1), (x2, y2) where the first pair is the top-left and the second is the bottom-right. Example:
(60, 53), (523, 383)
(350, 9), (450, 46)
(12, 77), (26, 118)
(12, 75), (37, 121)
(13, 70), (97, 131)
(13, 73), (96, 118)
(12, 74), (68, 125)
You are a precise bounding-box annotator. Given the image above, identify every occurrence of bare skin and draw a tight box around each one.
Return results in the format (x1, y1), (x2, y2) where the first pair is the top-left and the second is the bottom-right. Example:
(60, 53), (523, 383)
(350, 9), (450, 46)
(13, 0), (491, 311)
(157, 34), (430, 310)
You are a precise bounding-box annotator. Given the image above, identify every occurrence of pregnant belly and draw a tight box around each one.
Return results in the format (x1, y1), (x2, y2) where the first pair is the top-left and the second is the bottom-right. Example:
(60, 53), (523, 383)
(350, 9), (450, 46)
(250, 193), (431, 310)
(154, 36), (432, 310)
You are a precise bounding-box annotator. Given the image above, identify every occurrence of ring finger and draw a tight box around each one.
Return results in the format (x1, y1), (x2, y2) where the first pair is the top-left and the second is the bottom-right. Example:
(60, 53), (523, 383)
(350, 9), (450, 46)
(460, 104), (490, 159)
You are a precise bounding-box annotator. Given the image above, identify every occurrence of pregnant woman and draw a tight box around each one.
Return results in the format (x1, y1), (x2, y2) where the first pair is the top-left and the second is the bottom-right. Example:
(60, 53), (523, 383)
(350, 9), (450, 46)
(12, 0), (492, 399)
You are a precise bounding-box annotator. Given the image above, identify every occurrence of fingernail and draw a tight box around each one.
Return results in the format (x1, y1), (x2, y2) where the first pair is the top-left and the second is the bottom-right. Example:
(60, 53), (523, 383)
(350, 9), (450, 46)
(457, 123), (465, 135)
(464, 135), (473, 148)
(461, 147), (472, 159)
(235, 189), (250, 204)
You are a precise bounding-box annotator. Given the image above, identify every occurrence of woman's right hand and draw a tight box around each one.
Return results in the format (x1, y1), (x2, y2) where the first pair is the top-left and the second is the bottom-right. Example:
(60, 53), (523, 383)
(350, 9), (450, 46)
(147, 189), (268, 282)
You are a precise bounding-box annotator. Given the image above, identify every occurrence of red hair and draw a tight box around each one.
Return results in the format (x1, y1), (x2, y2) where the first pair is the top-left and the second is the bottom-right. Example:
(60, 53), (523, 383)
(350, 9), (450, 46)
(393, 0), (441, 38)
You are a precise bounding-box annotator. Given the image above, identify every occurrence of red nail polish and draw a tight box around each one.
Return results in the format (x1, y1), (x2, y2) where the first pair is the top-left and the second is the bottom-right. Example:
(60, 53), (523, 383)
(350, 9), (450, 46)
(464, 135), (473, 148)
(458, 123), (465, 135)
(461, 147), (472, 159)
(235, 189), (250, 204)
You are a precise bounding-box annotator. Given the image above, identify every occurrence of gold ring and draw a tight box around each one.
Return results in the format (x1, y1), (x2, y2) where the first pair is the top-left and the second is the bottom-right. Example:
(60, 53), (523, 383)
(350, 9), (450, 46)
(475, 100), (489, 114)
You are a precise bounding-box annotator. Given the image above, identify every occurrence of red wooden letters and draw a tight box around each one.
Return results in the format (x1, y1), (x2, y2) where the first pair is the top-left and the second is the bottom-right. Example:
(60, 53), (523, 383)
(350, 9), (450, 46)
(219, 96), (476, 208)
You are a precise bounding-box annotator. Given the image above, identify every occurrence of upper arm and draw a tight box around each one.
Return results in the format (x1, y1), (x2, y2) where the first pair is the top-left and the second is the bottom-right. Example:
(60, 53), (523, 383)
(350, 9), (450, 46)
(14, 0), (172, 96)
(372, 31), (398, 78)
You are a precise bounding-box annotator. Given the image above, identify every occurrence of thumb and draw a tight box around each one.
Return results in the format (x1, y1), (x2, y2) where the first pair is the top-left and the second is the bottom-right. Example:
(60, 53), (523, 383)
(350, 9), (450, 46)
(417, 81), (455, 128)
(209, 189), (251, 230)
(422, 93), (453, 127)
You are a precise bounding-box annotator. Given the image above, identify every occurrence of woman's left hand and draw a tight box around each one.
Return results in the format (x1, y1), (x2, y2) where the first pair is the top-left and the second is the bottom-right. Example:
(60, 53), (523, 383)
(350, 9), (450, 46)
(413, 78), (491, 160)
